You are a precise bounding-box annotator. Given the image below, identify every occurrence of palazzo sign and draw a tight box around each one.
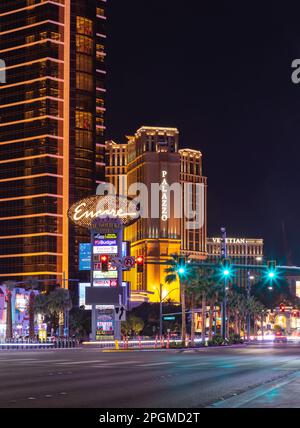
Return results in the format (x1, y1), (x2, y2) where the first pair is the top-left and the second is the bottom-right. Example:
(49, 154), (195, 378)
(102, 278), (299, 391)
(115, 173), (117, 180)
(161, 170), (168, 222)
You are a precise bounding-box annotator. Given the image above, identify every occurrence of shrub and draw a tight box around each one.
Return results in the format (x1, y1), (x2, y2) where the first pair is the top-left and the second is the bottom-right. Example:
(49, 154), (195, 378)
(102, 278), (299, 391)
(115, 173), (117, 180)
(208, 335), (224, 346)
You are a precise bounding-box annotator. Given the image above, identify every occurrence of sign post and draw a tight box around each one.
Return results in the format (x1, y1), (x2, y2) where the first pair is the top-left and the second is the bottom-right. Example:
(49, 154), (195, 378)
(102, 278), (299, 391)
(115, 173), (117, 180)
(221, 227), (228, 340)
(68, 195), (139, 342)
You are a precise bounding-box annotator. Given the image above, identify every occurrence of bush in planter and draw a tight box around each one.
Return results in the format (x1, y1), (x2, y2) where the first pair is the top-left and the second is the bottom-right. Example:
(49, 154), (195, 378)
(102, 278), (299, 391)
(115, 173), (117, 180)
(208, 335), (224, 346)
(228, 334), (242, 344)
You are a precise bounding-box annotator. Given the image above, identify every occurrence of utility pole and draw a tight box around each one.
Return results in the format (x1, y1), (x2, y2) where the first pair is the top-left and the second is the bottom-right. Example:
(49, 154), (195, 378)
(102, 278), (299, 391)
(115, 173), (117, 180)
(221, 227), (227, 340)
(159, 283), (163, 337)
(247, 270), (251, 340)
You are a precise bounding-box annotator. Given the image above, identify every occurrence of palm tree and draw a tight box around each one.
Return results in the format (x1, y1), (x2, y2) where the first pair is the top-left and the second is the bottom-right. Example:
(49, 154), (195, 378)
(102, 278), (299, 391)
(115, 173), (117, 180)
(34, 288), (72, 337)
(184, 266), (217, 345)
(207, 280), (223, 340)
(247, 297), (265, 338)
(48, 287), (72, 337)
(191, 267), (216, 344)
(25, 277), (39, 340)
(185, 282), (200, 346)
(165, 255), (192, 344)
(3, 281), (17, 341)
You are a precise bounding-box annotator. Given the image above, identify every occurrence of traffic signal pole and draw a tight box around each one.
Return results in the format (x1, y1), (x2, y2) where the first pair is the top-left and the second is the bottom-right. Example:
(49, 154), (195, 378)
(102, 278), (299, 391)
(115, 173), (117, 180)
(159, 284), (163, 337)
(220, 227), (227, 341)
(246, 270), (251, 341)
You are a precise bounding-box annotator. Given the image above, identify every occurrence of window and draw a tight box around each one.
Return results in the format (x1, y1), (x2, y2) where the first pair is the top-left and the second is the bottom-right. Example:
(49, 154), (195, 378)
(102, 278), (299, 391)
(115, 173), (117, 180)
(76, 72), (93, 92)
(75, 111), (93, 131)
(76, 54), (93, 73)
(76, 17), (93, 37)
(97, 8), (105, 17)
(76, 35), (93, 55)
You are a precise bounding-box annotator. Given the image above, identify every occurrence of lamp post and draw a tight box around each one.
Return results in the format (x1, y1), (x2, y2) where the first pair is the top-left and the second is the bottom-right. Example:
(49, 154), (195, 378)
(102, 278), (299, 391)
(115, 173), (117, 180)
(222, 276), (228, 340)
(247, 271), (251, 340)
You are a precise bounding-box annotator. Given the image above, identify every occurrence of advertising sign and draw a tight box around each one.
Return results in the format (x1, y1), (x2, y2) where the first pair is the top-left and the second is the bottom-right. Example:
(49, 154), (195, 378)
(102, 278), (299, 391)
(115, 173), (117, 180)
(0, 287), (5, 321)
(79, 283), (92, 310)
(93, 245), (118, 255)
(93, 271), (118, 279)
(94, 239), (117, 246)
(15, 293), (28, 313)
(93, 279), (118, 288)
(79, 243), (91, 271)
(94, 233), (117, 240)
(78, 241), (128, 271)
(96, 309), (114, 340)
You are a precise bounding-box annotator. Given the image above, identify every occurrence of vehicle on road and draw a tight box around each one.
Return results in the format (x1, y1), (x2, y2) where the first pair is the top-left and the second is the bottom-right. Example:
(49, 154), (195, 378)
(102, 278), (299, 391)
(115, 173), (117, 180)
(274, 330), (288, 343)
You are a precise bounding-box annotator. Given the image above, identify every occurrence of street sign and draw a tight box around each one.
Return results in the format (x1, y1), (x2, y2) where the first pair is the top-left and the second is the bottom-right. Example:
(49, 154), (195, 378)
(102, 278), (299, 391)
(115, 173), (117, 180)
(163, 316), (176, 321)
(111, 256), (136, 270)
(110, 256), (123, 268)
(123, 256), (135, 269)
(114, 305), (126, 322)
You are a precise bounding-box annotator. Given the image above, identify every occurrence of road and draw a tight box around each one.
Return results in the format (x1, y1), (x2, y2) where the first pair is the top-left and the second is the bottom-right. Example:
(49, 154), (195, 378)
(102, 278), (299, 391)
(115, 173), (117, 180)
(1, 343), (300, 408)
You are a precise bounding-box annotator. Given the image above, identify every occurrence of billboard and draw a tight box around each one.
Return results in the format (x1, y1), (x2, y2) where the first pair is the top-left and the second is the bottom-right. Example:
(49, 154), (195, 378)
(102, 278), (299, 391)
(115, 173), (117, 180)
(79, 283), (91, 310)
(79, 243), (91, 271)
(93, 245), (118, 255)
(93, 271), (118, 279)
(78, 241), (129, 271)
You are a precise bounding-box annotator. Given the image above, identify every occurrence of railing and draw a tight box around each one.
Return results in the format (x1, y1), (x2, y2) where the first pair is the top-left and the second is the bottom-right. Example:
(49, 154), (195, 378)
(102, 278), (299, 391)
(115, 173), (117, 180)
(83, 336), (205, 349)
(0, 338), (80, 350)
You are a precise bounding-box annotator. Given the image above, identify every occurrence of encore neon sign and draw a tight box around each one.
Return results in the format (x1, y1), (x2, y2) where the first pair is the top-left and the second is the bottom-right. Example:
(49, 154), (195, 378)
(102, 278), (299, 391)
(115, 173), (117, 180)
(68, 195), (139, 230)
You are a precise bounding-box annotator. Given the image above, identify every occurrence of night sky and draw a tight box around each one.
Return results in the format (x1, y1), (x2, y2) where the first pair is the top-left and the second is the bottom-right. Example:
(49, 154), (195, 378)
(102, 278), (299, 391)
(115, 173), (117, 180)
(105, 1), (300, 264)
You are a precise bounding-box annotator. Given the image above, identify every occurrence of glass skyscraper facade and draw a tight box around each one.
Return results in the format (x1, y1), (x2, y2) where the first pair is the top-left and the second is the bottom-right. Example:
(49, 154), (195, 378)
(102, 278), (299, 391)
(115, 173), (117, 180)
(0, 0), (106, 294)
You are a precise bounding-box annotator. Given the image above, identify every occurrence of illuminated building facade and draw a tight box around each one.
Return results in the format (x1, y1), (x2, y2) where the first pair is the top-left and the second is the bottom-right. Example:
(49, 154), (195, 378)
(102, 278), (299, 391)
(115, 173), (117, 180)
(105, 127), (207, 303)
(105, 140), (127, 196)
(207, 237), (264, 288)
(0, 0), (106, 290)
(180, 149), (207, 259)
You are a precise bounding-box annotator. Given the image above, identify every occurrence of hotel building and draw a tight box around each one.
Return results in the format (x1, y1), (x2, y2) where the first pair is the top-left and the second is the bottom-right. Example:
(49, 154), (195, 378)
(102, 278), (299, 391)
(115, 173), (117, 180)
(207, 237), (264, 289)
(0, 0), (107, 290)
(105, 126), (208, 303)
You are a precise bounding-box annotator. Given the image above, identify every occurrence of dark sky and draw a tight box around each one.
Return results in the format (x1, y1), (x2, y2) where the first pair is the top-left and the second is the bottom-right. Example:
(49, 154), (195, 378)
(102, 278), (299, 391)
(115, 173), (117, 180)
(105, 1), (300, 264)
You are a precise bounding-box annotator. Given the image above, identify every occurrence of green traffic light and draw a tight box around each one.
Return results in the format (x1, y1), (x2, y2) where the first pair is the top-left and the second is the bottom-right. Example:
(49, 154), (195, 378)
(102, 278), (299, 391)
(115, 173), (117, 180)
(268, 271), (275, 279)
(178, 267), (185, 275)
(223, 269), (230, 277)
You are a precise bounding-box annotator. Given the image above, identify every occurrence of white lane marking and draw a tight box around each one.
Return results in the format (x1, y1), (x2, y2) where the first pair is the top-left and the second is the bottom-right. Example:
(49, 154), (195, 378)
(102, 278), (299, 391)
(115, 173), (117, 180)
(179, 363), (211, 367)
(15, 359), (71, 364)
(92, 360), (141, 367)
(138, 362), (175, 367)
(55, 360), (106, 365)
(0, 358), (38, 362)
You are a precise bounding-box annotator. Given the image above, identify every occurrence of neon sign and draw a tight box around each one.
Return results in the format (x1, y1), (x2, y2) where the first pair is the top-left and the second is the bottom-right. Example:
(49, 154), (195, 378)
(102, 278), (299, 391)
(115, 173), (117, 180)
(68, 195), (139, 230)
(161, 171), (168, 222)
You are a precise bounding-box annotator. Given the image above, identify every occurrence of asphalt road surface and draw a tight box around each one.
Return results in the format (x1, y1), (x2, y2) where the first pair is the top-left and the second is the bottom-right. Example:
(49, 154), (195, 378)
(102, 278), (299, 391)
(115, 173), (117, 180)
(1, 343), (300, 408)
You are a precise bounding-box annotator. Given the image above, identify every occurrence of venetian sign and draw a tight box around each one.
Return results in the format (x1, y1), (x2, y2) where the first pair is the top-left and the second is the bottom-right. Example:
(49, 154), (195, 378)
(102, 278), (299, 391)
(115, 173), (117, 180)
(68, 195), (139, 229)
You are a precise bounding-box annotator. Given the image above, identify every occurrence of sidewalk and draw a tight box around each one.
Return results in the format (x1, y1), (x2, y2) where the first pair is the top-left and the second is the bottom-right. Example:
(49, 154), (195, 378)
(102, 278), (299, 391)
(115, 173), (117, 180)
(210, 371), (300, 408)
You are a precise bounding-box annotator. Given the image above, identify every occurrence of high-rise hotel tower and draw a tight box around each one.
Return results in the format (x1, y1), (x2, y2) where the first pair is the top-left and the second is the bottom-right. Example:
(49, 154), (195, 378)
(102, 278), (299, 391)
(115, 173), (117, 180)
(0, 0), (107, 289)
(106, 127), (207, 304)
